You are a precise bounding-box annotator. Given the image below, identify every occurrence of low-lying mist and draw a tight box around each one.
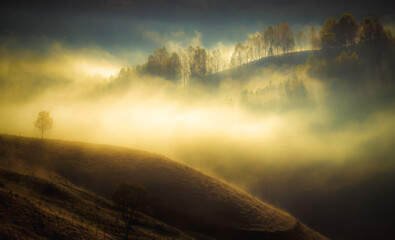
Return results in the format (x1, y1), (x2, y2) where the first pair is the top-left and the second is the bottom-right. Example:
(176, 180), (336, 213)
(2, 48), (395, 194)
(2, 46), (395, 239)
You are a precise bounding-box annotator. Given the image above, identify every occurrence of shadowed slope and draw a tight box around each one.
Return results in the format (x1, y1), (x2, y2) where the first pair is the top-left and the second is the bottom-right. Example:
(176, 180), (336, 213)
(0, 135), (327, 240)
(0, 168), (196, 240)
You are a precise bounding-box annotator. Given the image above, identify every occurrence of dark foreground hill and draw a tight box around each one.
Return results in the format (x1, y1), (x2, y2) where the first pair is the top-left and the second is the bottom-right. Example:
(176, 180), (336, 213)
(0, 135), (327, 240)
(0, 168), (195, 240)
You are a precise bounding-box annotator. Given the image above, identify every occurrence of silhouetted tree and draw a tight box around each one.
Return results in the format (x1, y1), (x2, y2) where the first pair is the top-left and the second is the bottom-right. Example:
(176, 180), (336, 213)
(371, 17), (386, 43)
(335, 13), (359, 47)
(112, 183), (147, 240)
(146, 46), (169, 77)
(320, 18), (338, 48)
(191, 47), (208, 77)
(274, 24), (281, 55)
(264, 26), (275, 56)
(320, 14), (359, 48)
(34, 111), (53, 138)
(144, 46), (184, 81)
(279, 21), (295, 53)
(360, 17), (374, 43)
(247, 32), (263, 60)
(231, 42), (244, 67)
(309, 27), (320, 49)
(166, 52), (181, 80)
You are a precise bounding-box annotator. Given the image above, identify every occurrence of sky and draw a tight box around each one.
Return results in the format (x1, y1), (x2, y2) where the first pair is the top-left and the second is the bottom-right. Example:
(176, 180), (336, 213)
(1, 0), (394, 66)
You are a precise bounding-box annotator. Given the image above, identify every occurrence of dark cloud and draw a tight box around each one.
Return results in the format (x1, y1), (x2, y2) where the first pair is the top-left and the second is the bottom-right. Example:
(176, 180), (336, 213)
(1, 0), (393, 18)
(1, 0), (394, 65)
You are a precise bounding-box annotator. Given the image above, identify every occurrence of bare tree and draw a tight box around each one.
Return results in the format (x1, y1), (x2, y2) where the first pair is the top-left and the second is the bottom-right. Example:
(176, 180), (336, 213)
(264, 26), (275, 56)
(34, 111), (53, 138)
(112, 183), (147, 240)
(309, 27), (320, 49)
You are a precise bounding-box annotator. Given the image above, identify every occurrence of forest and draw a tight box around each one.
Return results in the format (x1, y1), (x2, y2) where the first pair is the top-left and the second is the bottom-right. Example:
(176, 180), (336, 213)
(136, 13), (393, 86)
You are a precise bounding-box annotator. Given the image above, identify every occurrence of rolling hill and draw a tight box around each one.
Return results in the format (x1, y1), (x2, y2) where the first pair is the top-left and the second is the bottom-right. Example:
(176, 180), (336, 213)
(0, 134), (327, 240)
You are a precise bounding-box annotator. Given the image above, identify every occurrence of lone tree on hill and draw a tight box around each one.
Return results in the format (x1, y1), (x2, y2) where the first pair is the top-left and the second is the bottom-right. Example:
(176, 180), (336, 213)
(34, 111), (53, 138)
(112, 183), (147, 240)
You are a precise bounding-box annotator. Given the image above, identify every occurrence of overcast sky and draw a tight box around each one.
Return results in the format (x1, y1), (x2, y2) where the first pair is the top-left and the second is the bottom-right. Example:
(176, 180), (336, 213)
(1, 0), (394, 65)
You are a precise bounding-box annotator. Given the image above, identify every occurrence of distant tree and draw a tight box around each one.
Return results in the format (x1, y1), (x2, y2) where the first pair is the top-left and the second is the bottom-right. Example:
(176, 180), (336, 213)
(371, 17), (386, 42)
(212, 49), (222, 73)
(185, 46), (195, 65)
(247, 32), (263, 60)
(191, 47), (208, 77)
(309, 27), (320, 49)
(153, 46), (170, 65)
(146, 46), (170, 77)
(144, 46), (184, 81)
(264, 26), (275, 56)
(360, 17), (374, 43)
(112, 183), (147, 240)
(231, 42), (244, 67)
(180, 49), (192, 87)
(279, 21), (295, 53)
(245, 44), (253, 62)
(34, 111), (53, 138)
(166, 52), (181, 80)
(370, 17), (393, 58)
(370, 16), (393, 46)
(274, 24), (282, 55)
(335, 13), (359, 47)
(320, 18), (338, 48)
(320, 14), (359, 48)
(296, 31), (307, 50)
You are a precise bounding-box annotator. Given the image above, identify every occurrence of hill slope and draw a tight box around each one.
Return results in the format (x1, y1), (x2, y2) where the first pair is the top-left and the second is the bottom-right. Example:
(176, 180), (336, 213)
(0, 135), (327, 240)
(198, 50), (318, 87)
(0, 168), (194, 240)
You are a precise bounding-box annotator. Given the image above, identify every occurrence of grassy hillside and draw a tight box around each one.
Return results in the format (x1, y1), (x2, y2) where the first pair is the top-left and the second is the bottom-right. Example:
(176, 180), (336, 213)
(0, 168), (195, 240)
(0, 135), (327, 240)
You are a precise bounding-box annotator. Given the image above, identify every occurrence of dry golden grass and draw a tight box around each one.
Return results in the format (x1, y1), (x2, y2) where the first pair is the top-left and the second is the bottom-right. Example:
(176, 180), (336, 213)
(0, 134), (327, 239)
(0, 168), (195, 240)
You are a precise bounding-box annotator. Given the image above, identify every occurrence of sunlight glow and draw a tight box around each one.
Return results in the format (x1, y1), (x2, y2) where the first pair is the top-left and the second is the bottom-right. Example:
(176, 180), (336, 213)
(78, 62), (120, 78)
